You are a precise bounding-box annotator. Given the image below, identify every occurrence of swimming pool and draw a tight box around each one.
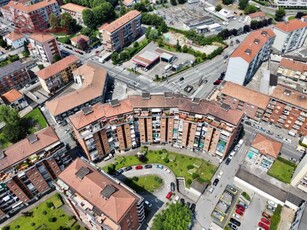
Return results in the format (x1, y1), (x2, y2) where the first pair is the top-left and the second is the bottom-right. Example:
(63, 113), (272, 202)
(247, 151), (254, 159)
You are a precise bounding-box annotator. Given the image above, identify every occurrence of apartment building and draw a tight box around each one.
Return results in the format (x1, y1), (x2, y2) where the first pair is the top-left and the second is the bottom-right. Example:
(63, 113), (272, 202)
(36, 55), (80, 94)
(3, 31), (26, 49)
(100, 10), (142, 51)
(68, 93), (244, 162)
(262, 85), (307, 137)
(28, 33), (61, 64)
(0, 0), (61, 32)
(277, 58), (307, 82)
(291, 152), (307, 193)
(55, 158), (145, 230)
(224, 29), (275, 85)
(219, 82), (270, 122)
(0, 60), (31, 94)
(1, 89), (28, 110)
(61, 3), (87, 26)
(0, 127), (71, 222)
(273, 0), (307, 7)
(272, 19), (307, 54)
(46, 62), (107, 123)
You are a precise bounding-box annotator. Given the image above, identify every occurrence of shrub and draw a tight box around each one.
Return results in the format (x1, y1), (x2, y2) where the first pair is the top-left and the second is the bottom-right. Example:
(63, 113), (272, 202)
(68, 216), (74, 220)
(15, 226), (20, 229)
(48, 217), (57, 222)
(163, 158), (169, 163)
(31, 223), (35, 226)
(192, 173), (199, 179)
(155, 176), (163, 183)
(74, 225), (81, 230)
(187, 179), (192, 185)
(187, 165), (194, 170)
(132, 176), (139, 181)
(42, 210), (48, 215)
(242, 192), (251, 201)
(3, 226), (10, 230)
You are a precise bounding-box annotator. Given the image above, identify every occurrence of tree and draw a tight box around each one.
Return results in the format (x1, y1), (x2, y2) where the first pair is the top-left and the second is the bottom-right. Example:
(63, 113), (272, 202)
(60, 13), (79, 34)
(158, 22), (168, 34)
(120, 3), (127, 16)
(177, 0), (185, 4)
(49, 13), (59, 28)
(53, 54), (61, 62)
(119, 50), (130, 61)
(239, 0), (248, 10)
(82, 9), (96, 29)
(111, 52), (119, 64)
(243, 25), (250, 33)
(77, 38), (88, 50)
(176, 39), (181, 51)
(250, 20), (258, 30)
(80, 27), (93, 36)
(0, 106), (21, 125)
(0, 36), (7, 48)
(23, 41), (30, 56)
(134, 2), (148, 12)
(152, 203), (191, 230)
(170, 0), (177, 5)
(222, 0), (234, 5)
(215, 4), (222, 12)
(147, 28), (159, 40)
(295, 11), (307, 19)
(275, 7), (285, 22)
(92, 2), (115, 26)
(244, 5), (258, 14)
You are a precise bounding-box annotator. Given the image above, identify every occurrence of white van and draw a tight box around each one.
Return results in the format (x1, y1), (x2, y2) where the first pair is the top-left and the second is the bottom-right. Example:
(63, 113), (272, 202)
(238, 139), (244, 147)
(288, 131), (296, 137)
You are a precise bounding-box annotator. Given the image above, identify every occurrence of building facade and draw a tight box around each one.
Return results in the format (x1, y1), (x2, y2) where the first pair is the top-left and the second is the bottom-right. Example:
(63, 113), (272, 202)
(273, 0), (307, 7)
(3, 31), (26, 49)
(224, 29), (275, 85)
(0, 127), (71, 222)
(46, 62), (107, 123)
(68, 93), (244, 162)
(36, 55), (80, 94)
(0, 60), (31, 94)
(56, 158), (145, 230)
(262, 85), (307, 137)
(272, 19), (307, 54)
(276, 58), (307, 82)
(219, 82), (270, 122)
(0, 0), (61, 32)
(28, 33), (61, 64)
(61, 3), (87, 26)
(1, 89), (28, 110)
(100, 10), (142, 51)
(291, 153), (307, 193)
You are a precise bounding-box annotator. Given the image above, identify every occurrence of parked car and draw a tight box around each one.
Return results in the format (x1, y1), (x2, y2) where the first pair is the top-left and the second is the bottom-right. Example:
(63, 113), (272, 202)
(228, 223), (238, 230)
(135, 165), (143, 170)
(170, 182), (175, 192)
(124, 166), (132, 172)
(266, 130), (274, 135)
(190, 203), (196, 212)
(209, 187), (215, 193)
(232, 213), (241, 220)
(225, 158), (231, 165)
(217, 171), (224, 178)
(275, 134), (283, 140)
(179, 77), (184, 81)
(235, 209), (244, 216)
(227, 185), (237, 194)
(230, 218), (241, 226)
(115, 169), (124, 176)
(245, 120), (252, 125)
(235, 39), (240, 44)
(261, 218), (271, 226)
(258, 222), (269, 230)
(164, 168), (171, 173)
(267, 205), (275, 211)
(267, 200), (277, 208)
(144, 164), (152, 169)
(236, 205), (245, 212)
(224, 55), (229, 59)
(238, 201), (248, 209)
(213, 79), (222, 85)
(283, 138), (292, 144)
(156, 164), (163, 169)
(213, 178), (219, 186)
(166, 191), (173, 199)
(262, 212), (271, 219)
(186, 201), (191, 208)
(145, 200), (152, 208)
(180, 198), (185, 205)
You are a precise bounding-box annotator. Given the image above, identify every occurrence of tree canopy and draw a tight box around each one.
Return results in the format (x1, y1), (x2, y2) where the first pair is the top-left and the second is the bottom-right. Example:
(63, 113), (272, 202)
(152, 203), (191, 230)
(239, 0), (249, 10)
(222, 0), (234, 5)
(275, 7), (285, 21)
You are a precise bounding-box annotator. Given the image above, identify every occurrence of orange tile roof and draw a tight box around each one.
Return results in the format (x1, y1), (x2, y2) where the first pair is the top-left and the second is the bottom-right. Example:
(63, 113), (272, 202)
(29, 33), (55, 43)
(271, 84), (307, 110)
(279, 58), (307, 73)
(61, 3), (87, 13)
(98, 23), (110, 31)
(274, 19), (307, 32)
(123, 0), (134, 5)
(248, 11), (266, 19)
(1, 89), (23, 103)
(46, 62), (107, 116)
(251, 133), (282, 158)
(5, 0), (58, 13)
(58, 158), (139, 223)
(4, 31), (24, 42)
(70, 34), (90, 43)
(221, 82), (270, 110)
(102, 10), (141, 33)
(36, 55), (79, 80)
(231, 29), (275, 63)
(0, 127), (59, 171)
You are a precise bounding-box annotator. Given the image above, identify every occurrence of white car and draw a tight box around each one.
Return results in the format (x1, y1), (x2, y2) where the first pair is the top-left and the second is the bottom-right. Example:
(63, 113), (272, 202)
(209, 187), (214, 193)
(233, 213), (241, 220)
(267, 200), (277, 208)
(164, 168), (171, 174)
(217, 171), (224, 179)
(145, 200), (152, 208)
(283, 138), (292, 144)
(230, 151), (236, 158)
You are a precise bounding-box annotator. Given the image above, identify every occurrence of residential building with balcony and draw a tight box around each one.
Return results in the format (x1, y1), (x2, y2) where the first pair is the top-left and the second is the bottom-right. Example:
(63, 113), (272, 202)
(100, 10), (141, 51)
(276, 58), (307, 82)
(0, 127), (71, 222)
(3, 31), (26, 49)
(272, 19), (307, 54)
(291, 153), (307, 193)
(1, 89), (28, 110)
(0, 60), (31, 94)
(224, 29), (275, 85)
(55, 157), (145, 230)
(246, 11), (266, 25)
(45, 62), (108, 123)
(262, 85), (307, 137)
(273, 0), (307, 8)
(68, 93), (244, 162)
(219, 82), (270, 122)
(36, 55), (80, 94)
(28, 33), (61, 64)
(61, 3), (87, 26)
(0, 0), (61, 32)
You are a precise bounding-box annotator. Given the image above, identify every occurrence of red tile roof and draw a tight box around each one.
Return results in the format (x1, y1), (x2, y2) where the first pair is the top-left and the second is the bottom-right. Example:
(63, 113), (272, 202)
(248, 11), (266, 19)
(1, 89), (23, 103)
(58, 158), (139, 223)
(36, 55), (79, 80)
(279, 58), (307, 73)
(4, 31), (24, 42)
(0, 127), (59, 171)
(70, 34), (90, 43)
(29, 33), (55, 43)
(221, 82), (270, 110)
(251, 133), (282, 158)
(101, 10), (141, 33)
(231, 29), (275, 63)
(61, 3), (87, 13)
(274, 19), (307, 32)
(4, 0), (58, 13)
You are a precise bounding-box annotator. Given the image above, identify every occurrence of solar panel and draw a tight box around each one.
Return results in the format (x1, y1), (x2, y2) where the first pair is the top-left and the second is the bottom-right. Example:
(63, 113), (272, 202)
(82, 106), (93, 115)
(100, 184), (117, 199)
(75, 167), (90, 179)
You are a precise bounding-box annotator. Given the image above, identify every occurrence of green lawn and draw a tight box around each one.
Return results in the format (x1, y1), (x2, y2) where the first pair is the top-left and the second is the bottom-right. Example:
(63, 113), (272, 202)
(24, 108), (47, 134)
(125, 175), (163, 193)
(2, 194), (84, 230)
(270, 205), (282, 230)
(267, 158), (296, 184)
(104, 149), (217, 185)
(288, 16), (296, 20)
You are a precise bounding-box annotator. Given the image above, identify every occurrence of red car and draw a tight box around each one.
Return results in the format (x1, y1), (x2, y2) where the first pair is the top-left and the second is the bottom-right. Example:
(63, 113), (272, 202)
(235, 209), (244, 216)
(258, 222), (269, 230)
(135, 165), (143, 170)
(262, 212), (271, 220)
(261, 218), (271, 226)
(166, 191), (173, 199)
(236, 205), (245, 212)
